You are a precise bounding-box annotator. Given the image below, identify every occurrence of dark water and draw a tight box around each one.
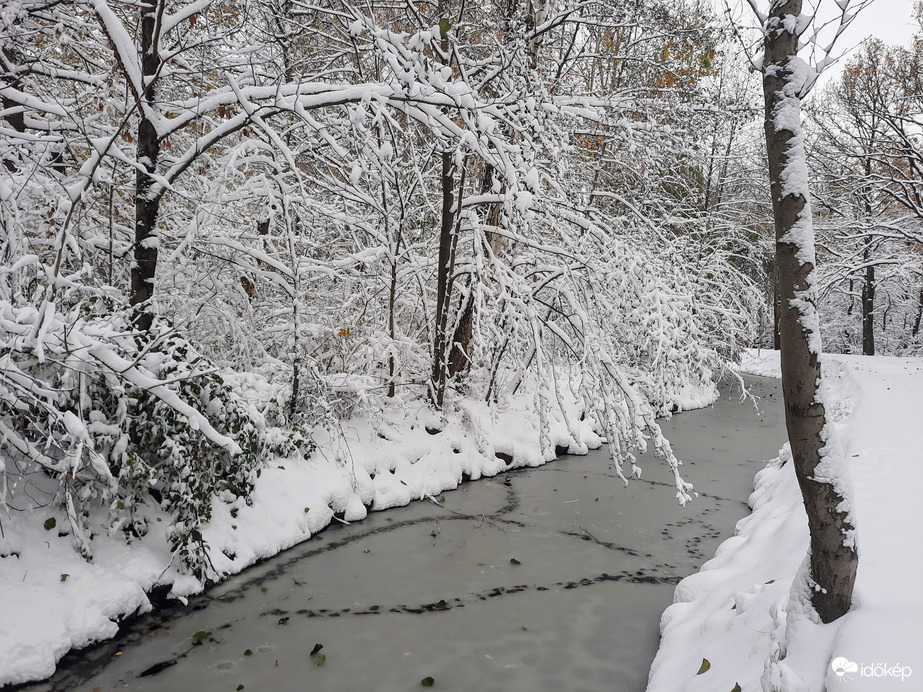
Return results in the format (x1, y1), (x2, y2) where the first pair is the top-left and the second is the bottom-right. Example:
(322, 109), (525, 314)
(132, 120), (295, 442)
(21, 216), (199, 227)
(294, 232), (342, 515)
(18, 376), (785, 692)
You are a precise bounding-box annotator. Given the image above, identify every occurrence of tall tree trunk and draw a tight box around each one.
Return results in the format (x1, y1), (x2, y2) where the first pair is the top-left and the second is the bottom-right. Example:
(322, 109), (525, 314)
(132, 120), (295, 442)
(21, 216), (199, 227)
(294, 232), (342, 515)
(772, 260), (782, 350)
(129, 0), (163, 332)
(862, 253), (875, 356)
(430, 147), (459, 408)
(447, 161), (503, 381)
(430, 14), (468, 408)
(913, 287), (923, 338)
(388, 259), (399, 398)
(761, 0), (857, 623)
(861, 242), (875, 355)
(860, 174), (875, 356)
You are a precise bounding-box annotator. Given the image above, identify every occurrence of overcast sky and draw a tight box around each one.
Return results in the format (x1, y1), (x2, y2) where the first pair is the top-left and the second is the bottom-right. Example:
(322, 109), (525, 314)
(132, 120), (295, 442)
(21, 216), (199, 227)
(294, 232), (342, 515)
(813, 0), (916, 83)
(722, 0), (918, 84)
(838, 0), (916, 50)
(724, 1), (917, 48)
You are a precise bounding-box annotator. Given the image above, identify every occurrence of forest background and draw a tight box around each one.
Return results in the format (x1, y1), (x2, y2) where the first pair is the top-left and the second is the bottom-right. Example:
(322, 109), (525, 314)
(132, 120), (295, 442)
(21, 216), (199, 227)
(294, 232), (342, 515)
(1, 0), (921, 594)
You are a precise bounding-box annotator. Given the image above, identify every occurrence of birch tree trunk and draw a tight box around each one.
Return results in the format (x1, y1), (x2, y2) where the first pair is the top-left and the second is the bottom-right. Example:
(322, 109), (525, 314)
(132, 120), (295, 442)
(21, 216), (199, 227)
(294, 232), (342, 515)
(760, 0), (857, 623)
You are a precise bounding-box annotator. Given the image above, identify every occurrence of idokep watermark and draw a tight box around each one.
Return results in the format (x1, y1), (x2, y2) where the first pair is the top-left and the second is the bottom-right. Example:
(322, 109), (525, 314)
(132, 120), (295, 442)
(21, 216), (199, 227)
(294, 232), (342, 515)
(831, 657), (913, 682)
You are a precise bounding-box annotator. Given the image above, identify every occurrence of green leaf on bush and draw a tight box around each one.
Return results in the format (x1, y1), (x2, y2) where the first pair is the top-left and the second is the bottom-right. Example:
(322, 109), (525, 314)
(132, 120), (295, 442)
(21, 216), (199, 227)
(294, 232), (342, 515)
(510, 558), (521, 565)
(731, 684), (742, 692)
(315, 654), (326, 666)
(244, 649), (253, 656)
(192, 630), (211, 641)
(237, 686), (244, 691)
(422, 677), (435, 687)
(696, 658), (711, 675)
(310, 643), (323, 656)
(44, 517), (56, 531)
(60, 573), (69, 582)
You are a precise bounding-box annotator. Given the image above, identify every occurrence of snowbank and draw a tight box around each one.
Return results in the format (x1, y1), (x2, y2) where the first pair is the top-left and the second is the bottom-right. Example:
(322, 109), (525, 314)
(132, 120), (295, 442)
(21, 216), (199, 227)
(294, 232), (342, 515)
(648, 349), (923, 692)
(1, 381), (654, 687)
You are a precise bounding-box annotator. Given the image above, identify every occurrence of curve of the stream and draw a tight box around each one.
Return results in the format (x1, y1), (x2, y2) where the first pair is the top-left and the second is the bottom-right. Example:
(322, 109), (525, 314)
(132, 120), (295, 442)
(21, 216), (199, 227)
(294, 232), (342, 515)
(18, 375), (785, 692)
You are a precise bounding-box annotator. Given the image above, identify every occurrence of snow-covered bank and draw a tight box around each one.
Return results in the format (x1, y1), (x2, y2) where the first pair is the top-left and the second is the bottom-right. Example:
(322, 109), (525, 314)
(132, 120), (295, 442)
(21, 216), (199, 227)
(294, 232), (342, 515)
(0, 396), (564, 684)
(648, 350), (923, 692)
(0, 377), (720, 688)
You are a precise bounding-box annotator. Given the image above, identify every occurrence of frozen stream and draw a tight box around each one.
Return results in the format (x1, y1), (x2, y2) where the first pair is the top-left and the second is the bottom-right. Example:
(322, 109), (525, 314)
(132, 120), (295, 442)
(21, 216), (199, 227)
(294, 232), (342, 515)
(22, 375), (786, 692)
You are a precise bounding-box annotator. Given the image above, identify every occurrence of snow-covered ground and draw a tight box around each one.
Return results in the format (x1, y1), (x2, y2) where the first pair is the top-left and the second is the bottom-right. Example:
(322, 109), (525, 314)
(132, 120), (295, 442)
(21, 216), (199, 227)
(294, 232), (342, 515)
(1, 386), (620, 687)
(648, 350), (923, 692)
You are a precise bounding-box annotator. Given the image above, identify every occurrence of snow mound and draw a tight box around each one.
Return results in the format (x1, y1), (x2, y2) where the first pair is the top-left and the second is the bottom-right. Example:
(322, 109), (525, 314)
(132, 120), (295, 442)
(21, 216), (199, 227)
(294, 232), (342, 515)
(649, 350), (923, 691)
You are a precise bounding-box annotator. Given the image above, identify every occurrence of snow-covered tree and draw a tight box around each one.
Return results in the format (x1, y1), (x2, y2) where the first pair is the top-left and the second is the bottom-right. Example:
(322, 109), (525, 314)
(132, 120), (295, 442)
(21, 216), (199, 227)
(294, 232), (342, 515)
(751, 0), (863, 630)
(1, 0), (768, 576)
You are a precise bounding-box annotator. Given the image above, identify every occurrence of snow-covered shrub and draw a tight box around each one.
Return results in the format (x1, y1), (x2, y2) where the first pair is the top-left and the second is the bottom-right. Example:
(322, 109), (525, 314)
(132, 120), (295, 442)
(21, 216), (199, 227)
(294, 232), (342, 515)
(107, 328), (313, 579)
(0, 301), (313, 580)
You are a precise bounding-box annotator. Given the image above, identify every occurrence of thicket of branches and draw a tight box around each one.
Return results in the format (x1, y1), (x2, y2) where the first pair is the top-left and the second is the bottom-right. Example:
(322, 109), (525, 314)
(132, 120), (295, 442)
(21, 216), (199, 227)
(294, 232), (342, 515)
(807, 12), (923, 356)
(1, 0), (767, 577)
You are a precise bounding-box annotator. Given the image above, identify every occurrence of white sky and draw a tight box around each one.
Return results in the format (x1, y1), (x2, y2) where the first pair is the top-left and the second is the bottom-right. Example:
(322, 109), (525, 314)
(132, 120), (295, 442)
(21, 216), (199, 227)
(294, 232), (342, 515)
(722, 0), (918, 84)
(739, 0), (917, 48)
(813, 0), (916, 83)
(836, 0), (916, 51)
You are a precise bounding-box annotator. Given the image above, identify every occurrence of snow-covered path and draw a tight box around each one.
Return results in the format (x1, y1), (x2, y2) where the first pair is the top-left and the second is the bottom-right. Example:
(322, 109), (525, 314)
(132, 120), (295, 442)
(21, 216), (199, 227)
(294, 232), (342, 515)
(648, 352), (923, 692)
(11, 377), (786, 692)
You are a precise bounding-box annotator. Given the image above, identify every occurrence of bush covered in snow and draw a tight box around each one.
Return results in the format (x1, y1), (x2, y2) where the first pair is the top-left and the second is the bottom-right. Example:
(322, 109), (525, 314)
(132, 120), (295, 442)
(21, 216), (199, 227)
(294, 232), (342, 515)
(0, 302), (312, 580)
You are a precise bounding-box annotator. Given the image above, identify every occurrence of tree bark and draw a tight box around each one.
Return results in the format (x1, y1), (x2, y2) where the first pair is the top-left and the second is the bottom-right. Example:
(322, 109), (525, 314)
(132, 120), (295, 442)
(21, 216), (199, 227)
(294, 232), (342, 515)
(430, 148), (459, 408)
(773, 260), (782, 350)
(1, 49), (26, 172)
(129, 0), (164, 332)
(448, 292), (474, 380)
(429, 15), (467, 409)
(913, 287), (923, 338)
(761, 0), (857, 623)
(861, 242), (875, 355)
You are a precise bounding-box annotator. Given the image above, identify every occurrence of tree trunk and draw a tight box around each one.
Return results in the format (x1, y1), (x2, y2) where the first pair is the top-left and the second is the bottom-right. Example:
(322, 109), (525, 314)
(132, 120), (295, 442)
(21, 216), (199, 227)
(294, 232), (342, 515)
(388, 257), (399, 398)
(429, 16), (468, 409)
(761, 0), (857, 623)
(448, 292), (474, 380)
(447, 160), (503, 381)
(1, 49), (26, 172)
(913, 287), (923, 338)
(861, 243), (875, 355)
(773, 260), (782, 350)
(430, 147), (458, 408)
(526, 0), (548, 70)
(129, 0), (163, 332)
